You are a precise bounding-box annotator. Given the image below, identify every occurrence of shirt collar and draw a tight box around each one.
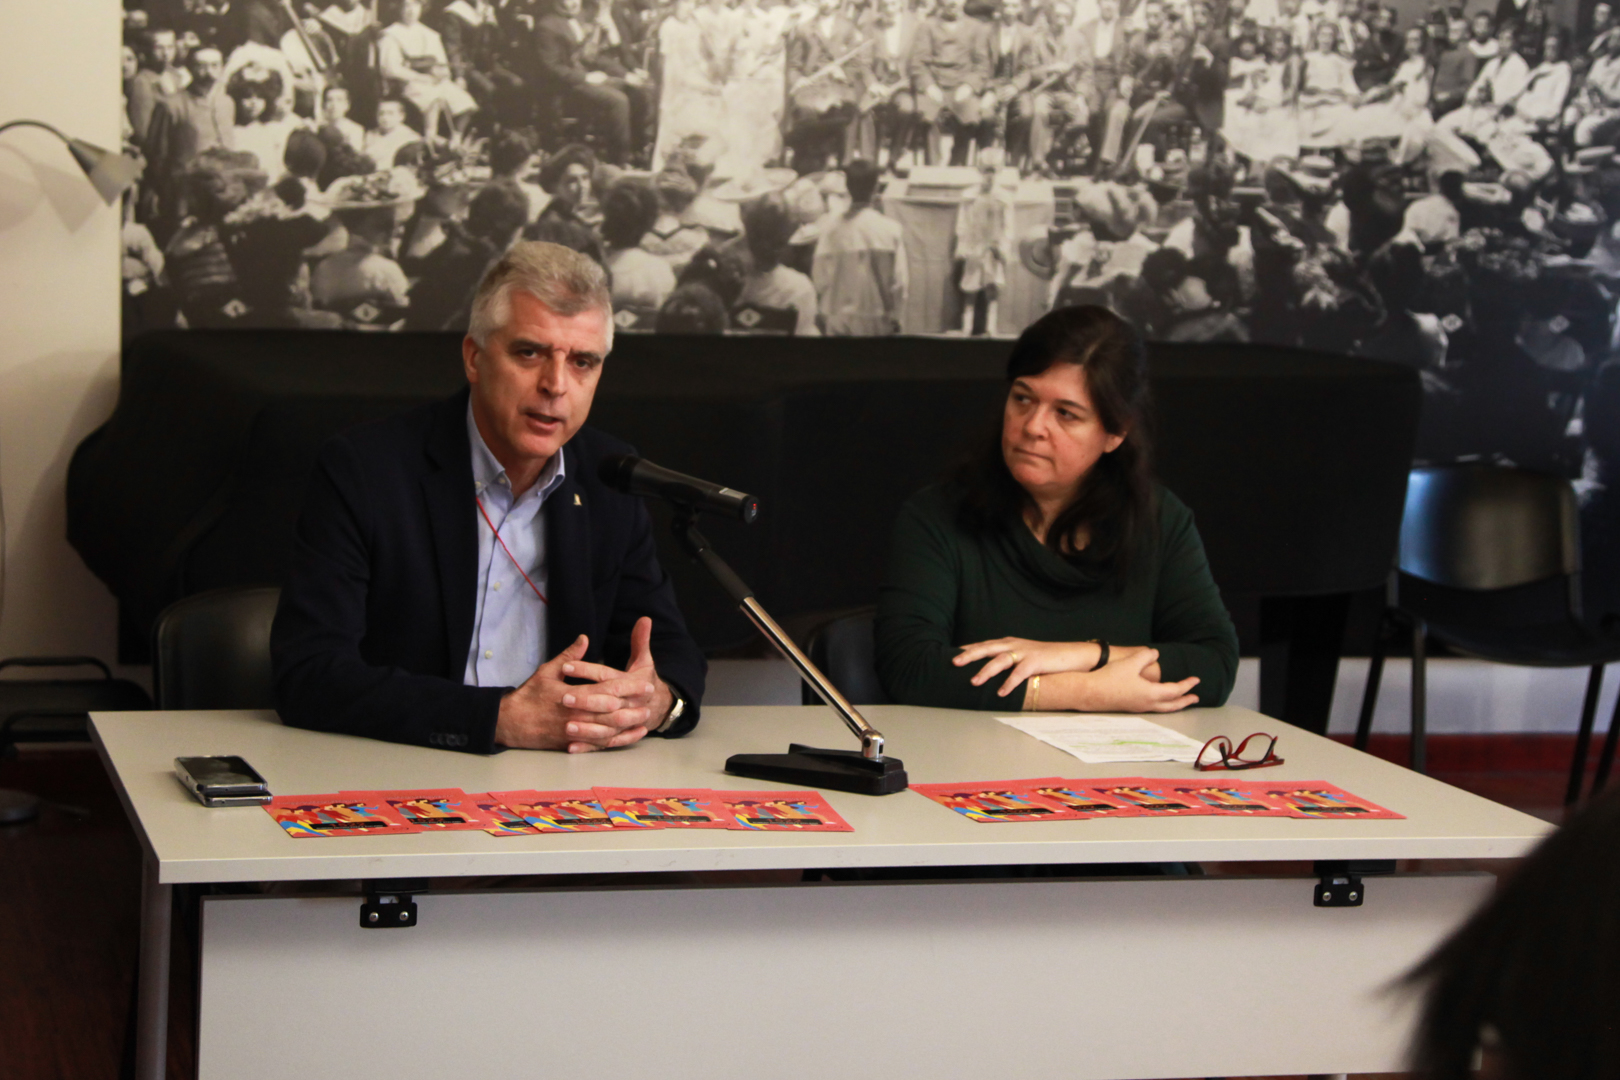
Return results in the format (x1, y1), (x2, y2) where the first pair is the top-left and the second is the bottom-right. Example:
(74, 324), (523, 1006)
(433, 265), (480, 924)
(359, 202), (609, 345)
(467, 398), (567, 501)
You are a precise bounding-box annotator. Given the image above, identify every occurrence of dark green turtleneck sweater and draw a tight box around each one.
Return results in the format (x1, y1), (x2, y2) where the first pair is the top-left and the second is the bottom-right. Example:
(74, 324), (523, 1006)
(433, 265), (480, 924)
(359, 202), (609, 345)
(875, 483), (1239, 711)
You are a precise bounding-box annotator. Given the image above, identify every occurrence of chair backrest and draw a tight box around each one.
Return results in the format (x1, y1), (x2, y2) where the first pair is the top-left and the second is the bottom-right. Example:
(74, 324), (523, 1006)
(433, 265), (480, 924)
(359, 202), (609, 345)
(730, 304), (798, 334)
(802, 607), (892, 706)
(0, 657), (153, 755)
(153, 586), (281, 710)
(1399, 464), (1580, 592)
(612, 305), (659, 332)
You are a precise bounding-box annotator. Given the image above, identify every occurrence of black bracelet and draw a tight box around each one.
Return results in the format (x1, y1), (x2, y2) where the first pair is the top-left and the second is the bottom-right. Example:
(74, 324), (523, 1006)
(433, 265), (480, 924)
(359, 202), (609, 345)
(1090, 640), (1110, 672)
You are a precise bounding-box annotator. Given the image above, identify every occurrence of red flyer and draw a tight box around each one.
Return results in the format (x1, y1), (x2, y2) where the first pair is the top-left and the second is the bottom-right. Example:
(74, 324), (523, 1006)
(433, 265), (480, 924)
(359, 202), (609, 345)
(488, 789), (617, 832)
(471, 795), (541, 836)
(910, 780), (1079, 823)
(263, 793), (421, 838)
(1087, 778), (1218, 816)
(344, 789), (501, 831)
(714, 790), (854, 832)
(594, 787), (734, 829)
(1162, 780), (1294, 817)
(1239, 781), (1406, 820)
(1027, 779), (1143, 819)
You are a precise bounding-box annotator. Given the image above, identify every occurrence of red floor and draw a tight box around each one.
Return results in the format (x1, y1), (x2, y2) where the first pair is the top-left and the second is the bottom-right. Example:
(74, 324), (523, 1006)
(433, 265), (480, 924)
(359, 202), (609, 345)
(1341, 731), (1615, 826)
(2, 735), (1605, 1080)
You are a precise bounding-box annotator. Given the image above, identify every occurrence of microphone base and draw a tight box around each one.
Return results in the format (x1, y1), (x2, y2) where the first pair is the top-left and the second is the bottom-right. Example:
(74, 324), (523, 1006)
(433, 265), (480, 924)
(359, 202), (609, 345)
(725, 743), (909, 796)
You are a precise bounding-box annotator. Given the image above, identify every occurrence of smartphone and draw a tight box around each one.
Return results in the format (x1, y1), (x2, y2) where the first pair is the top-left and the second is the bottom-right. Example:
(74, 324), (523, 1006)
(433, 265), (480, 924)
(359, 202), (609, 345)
(174, 755), (271, 807)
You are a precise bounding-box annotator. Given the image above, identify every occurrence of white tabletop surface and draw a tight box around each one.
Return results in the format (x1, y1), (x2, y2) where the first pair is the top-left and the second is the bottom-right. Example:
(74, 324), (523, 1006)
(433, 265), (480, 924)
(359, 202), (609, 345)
(92, 704), (1551, 884)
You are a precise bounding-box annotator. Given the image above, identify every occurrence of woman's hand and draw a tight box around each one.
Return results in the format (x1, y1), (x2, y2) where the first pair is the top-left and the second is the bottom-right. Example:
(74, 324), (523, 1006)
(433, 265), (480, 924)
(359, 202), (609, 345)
(954, 637), (1104, 697)
(1045, 650), (1201, 713)
(1105, 644), (1161, 683)
(955, 638), (1165, 696)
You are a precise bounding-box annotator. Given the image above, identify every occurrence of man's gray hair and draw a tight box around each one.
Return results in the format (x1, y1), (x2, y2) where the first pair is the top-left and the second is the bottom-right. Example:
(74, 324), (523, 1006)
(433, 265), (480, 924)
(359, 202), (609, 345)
(467, 240), (613, 348)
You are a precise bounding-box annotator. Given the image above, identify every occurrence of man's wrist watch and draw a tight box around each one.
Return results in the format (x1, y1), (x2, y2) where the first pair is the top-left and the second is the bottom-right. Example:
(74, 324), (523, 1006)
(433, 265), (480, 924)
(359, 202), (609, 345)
(653, 691), (686, 735)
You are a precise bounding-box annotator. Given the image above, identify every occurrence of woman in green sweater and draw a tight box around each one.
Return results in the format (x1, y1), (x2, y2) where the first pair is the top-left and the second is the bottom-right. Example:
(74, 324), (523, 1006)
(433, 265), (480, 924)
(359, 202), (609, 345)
(876, 305), (1239, 712)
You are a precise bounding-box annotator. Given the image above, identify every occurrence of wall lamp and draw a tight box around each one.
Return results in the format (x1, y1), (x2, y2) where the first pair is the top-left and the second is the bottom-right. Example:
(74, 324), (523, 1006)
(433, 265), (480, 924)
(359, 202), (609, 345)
(0, 119), (143, 203)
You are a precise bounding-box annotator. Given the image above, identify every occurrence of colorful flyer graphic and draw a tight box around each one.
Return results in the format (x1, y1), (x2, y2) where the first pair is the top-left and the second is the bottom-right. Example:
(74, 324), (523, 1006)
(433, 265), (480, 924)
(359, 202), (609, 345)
(1090, 779), (1216, 816)
(1242, 781), (1406, 820)
(489, 789), (617, 832)
(1028, 780), (1142, 819)
(347, 788), (500, 831)
(264, 794), (421, 838)
(1166, 781), (1293, 817)
(468, 795), (540, 836)
(715, 790), (854, 832)
(910, 781), (1075, 822)
(910, 776), (1403, 825)
(594, 788), (734, 829)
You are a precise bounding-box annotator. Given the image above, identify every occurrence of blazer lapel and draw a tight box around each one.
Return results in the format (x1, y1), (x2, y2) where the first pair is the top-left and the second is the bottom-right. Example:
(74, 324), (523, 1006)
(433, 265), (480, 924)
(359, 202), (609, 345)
(545, 441), (598, 664)
(423, 390), (479, 677)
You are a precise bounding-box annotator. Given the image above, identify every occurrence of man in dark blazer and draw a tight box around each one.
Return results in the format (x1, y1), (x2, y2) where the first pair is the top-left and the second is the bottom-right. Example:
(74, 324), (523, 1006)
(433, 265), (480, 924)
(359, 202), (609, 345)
(532, 0), (651, 165)
(272, 241), (704, 754)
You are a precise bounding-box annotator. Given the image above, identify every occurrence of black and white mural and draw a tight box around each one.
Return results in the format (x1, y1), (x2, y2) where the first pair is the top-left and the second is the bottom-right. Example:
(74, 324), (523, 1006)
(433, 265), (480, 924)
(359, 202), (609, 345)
(118, 0), (1619, 605)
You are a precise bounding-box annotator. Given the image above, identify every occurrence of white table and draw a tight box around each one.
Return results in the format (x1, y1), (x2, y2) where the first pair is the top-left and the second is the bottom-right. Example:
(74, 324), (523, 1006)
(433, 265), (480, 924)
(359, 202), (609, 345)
(94, 704), (1548, 1080)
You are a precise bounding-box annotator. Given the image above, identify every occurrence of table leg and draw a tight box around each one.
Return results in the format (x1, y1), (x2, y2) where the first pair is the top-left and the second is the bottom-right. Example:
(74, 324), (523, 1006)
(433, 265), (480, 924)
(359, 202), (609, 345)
(136, 852), (171, 1080)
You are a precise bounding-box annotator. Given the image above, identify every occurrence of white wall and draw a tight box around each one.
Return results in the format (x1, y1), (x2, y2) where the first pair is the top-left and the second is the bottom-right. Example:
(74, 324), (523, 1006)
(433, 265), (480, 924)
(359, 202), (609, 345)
(0, 0), (137, 679)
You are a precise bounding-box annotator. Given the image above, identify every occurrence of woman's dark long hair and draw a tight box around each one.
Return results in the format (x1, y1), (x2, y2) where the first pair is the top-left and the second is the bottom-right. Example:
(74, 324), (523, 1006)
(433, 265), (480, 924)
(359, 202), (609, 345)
(1404, 785), (1620, 1079)
(957, 305), (1156, 582)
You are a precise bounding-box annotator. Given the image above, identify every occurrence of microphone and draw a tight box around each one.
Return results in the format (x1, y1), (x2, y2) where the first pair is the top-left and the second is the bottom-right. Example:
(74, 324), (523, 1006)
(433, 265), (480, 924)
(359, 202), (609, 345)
(599, 455), (759, 523)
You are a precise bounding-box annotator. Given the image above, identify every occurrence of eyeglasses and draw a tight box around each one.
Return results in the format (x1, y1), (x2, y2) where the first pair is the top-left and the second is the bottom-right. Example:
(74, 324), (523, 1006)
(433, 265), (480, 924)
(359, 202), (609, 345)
(1195, 733), (1284, 771)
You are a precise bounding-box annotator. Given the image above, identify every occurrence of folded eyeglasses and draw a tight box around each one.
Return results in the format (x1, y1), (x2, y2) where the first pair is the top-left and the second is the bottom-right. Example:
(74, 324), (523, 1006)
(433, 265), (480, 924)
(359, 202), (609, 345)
(1195, 732), (1284, 771)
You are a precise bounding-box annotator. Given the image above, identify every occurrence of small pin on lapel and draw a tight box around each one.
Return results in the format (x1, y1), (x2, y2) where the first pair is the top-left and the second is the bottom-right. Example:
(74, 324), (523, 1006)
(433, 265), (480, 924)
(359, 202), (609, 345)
(574, 493), (582, 506)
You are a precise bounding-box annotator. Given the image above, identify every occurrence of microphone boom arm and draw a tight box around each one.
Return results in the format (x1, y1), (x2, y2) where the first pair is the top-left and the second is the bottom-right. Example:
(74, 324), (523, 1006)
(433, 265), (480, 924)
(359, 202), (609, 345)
(673, 509), (886, 760)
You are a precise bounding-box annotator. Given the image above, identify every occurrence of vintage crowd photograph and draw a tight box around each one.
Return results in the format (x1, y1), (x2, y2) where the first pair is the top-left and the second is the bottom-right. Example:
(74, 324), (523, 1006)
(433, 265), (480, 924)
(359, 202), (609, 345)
(116, 0), (1618, 530)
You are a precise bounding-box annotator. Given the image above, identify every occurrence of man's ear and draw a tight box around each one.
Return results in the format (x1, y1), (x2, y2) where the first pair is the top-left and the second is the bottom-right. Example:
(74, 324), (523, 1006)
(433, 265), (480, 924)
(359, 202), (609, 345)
(461, 335), (481, 385)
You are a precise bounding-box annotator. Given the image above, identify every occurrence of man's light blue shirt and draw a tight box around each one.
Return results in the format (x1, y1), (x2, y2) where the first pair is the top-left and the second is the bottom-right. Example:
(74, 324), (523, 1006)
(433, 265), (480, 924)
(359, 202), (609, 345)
(463, 403), (567, 688)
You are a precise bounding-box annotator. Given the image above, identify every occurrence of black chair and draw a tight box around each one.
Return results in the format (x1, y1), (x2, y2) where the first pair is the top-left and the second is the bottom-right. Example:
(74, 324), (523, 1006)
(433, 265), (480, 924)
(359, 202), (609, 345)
(0, 656), (153, 824)
(795, 606), (892, 706)
(1354, 464), (1620, 801)
(152, 586), (281, 710)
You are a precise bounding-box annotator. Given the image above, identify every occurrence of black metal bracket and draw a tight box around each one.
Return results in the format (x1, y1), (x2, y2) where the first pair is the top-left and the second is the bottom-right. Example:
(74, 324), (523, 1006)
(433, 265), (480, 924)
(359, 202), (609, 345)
(1315, 871), (1363, 907)
(360, 878), (427, 928)
(1313, 860), (1395, 907)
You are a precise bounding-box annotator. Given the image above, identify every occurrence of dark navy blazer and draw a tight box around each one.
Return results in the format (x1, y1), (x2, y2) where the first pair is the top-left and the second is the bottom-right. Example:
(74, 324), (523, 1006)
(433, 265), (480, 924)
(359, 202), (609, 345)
(271, 388), (706, 753)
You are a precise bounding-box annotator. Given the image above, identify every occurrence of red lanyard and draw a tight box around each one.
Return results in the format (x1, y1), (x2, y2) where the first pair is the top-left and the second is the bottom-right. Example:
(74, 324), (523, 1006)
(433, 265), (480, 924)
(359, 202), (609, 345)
(475, 495), (549, 606)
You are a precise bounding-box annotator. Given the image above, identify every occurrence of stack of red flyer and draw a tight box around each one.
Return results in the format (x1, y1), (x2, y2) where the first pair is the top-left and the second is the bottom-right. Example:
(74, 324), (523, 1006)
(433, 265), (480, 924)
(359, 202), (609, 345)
(264, 787), (853, 838)
(910, 777), (1403, 822)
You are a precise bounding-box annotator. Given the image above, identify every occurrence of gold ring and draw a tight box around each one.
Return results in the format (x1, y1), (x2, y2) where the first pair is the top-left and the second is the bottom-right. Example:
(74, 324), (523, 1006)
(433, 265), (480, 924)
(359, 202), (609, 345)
(1009, 652), (1023, 663)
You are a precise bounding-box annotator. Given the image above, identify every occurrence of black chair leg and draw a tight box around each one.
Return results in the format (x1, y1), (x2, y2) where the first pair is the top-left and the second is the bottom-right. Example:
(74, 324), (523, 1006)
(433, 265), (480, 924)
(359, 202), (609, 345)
(1410, 618), (1427, 774)
(1566, 664), (1605, 806)
(1354, 613), (1393, 752)
(1594, 675), (1620, 796)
